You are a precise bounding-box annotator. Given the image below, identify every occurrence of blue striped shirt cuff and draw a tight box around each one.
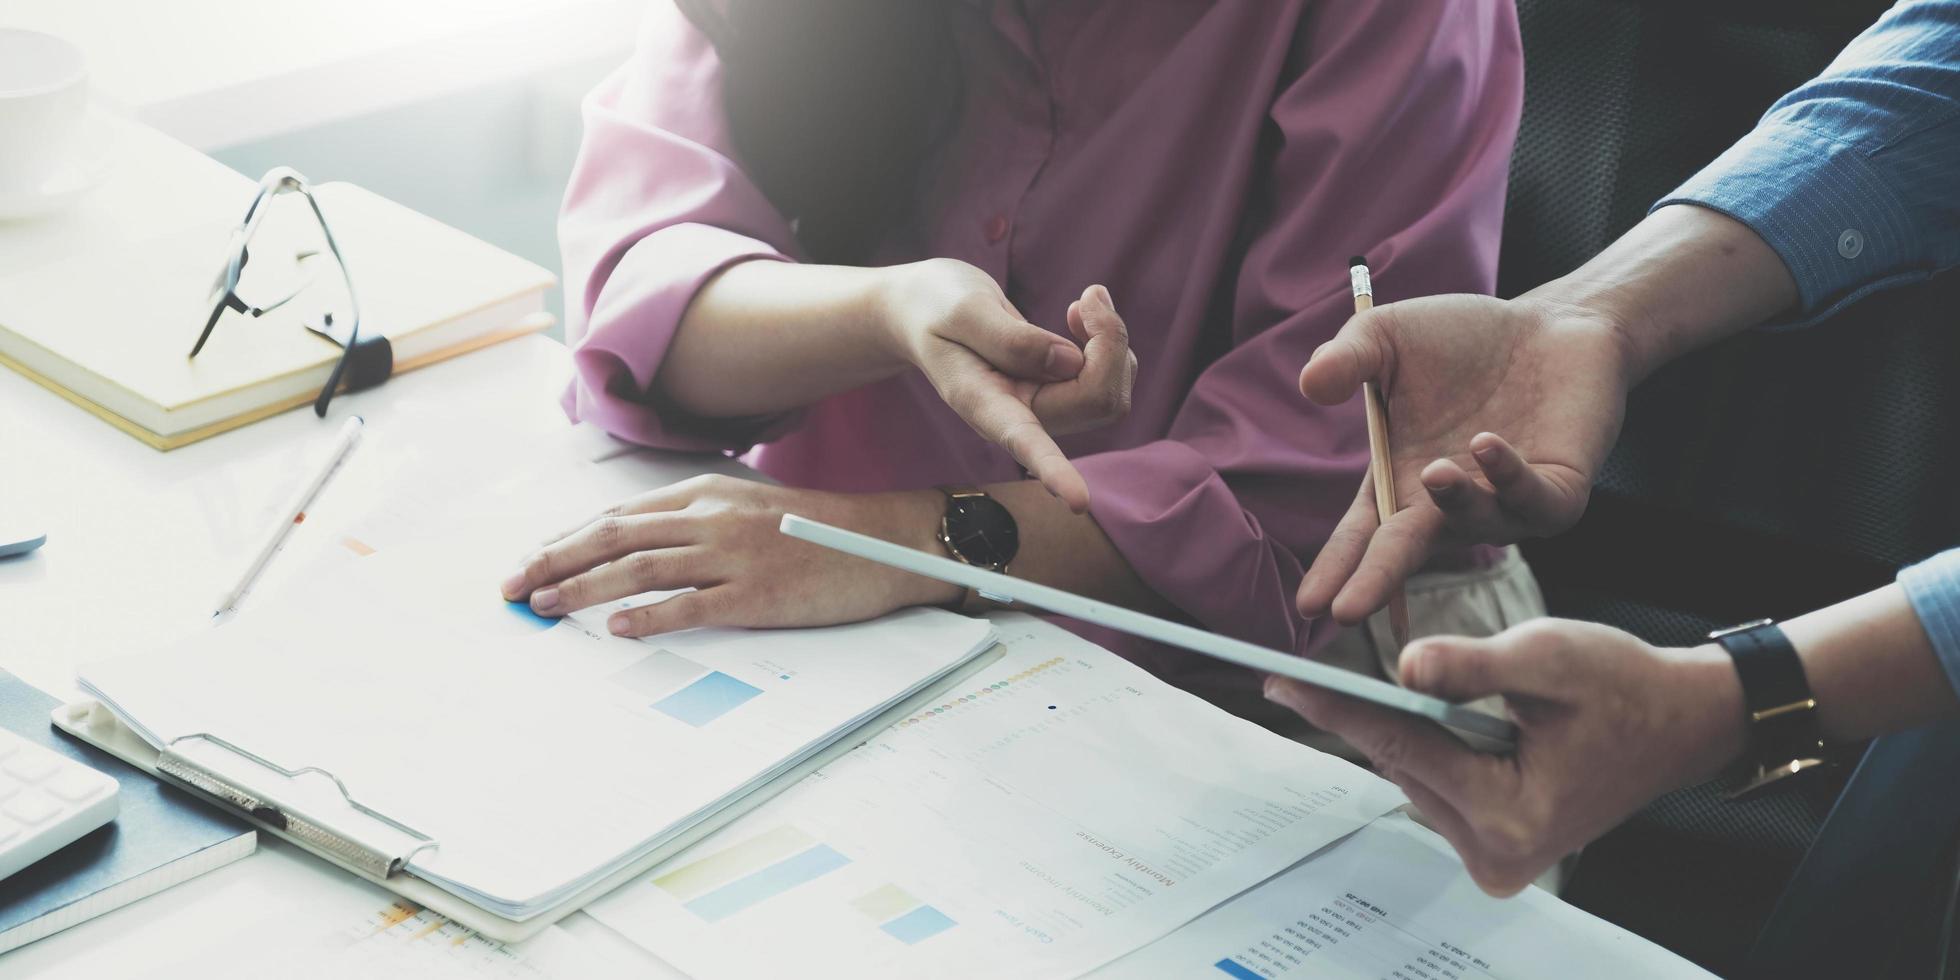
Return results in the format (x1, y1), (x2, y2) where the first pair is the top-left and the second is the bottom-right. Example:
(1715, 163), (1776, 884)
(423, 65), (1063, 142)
(1654, 122), (1926, 330)
(1900, 548), (1960, 702)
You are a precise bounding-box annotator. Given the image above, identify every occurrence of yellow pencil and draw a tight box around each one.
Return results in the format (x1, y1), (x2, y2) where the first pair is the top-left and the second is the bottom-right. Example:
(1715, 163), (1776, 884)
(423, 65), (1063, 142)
(1349, 256), (1409, 650)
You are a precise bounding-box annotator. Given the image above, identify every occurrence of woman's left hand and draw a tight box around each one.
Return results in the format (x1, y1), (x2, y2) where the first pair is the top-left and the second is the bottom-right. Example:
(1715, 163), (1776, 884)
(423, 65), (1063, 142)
(500, 475), (960, 637)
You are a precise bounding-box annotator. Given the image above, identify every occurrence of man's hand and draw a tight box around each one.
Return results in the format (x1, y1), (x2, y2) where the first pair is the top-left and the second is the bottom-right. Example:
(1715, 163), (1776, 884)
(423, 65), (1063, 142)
(1264, 620), (1746, 895)
(501, 475), (960, 636)
(1296, 294), (1633, 624)
(882, 259), (1136, 514)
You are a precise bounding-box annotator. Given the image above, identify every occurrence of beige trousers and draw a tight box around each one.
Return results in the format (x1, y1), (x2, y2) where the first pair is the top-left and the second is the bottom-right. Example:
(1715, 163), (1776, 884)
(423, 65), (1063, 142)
(1298, 544), (1545, 759)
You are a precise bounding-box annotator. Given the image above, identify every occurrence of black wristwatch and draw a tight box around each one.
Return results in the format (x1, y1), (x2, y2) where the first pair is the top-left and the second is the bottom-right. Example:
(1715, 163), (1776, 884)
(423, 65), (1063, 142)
(936, 486), (1019, 609)
(936, 486), (1019, 572)
(1707, 618), (1828, 798)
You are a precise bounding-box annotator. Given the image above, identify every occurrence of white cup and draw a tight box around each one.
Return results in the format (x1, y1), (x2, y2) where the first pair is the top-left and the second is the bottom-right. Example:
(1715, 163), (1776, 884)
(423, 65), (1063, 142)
(0, 29), (88, 194)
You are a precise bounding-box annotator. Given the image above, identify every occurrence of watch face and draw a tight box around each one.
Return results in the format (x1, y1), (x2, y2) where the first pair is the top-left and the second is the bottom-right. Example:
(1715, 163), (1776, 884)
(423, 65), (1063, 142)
(945, 495), (1019, 570)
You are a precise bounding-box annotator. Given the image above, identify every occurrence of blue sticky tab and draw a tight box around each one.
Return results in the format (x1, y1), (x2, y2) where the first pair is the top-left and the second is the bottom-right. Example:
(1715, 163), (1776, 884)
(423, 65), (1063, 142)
(504, 599), (559, 629)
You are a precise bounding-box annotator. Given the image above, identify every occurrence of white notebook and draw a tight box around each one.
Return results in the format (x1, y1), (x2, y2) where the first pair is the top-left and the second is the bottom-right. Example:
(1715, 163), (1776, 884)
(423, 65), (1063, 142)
(74, 532), (996, 925)
(0, 113), (555, 449)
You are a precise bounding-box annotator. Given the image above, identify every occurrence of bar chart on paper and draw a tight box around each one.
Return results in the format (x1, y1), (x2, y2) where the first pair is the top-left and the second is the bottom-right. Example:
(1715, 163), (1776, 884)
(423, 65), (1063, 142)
(276, 899), (631, 979)
(606, 648), (769, 728)
(587, 616), (1409, 980)
(328, 901), (572, 979)
(129, 893), (630, 980)
(654, 825), (851, 922)
(855, 885), (960, 945)
(650, 824), (961, 944)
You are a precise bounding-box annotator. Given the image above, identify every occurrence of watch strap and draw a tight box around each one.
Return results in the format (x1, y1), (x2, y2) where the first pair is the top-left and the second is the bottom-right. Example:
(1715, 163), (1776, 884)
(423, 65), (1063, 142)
(1711, 620), (1826, 794)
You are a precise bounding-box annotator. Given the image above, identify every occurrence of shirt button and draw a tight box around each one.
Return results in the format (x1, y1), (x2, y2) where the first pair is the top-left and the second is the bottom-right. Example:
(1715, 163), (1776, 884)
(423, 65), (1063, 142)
(1838, 229), (1864, 259)
(983, 214), (1010, 245)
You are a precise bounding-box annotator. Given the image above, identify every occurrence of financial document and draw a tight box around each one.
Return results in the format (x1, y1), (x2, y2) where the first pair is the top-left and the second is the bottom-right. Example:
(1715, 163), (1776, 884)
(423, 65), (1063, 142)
(236, 900), (618, 980)
(1093, 815), (1714, 980)
(76, 529), (996, 919)
(587, 615), (1406, 979)
(17, 842), (645, 980)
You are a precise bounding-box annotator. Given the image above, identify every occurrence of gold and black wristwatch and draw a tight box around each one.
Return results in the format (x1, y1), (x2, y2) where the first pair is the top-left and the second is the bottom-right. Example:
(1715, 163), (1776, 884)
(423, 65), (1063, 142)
(935, 486), (1019, 609)
(1707, 618), (1829, 798)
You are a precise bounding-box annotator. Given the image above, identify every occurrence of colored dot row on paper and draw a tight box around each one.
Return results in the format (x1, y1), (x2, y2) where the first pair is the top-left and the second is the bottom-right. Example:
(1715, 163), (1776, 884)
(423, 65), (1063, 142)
(896, 658), (1068, 727)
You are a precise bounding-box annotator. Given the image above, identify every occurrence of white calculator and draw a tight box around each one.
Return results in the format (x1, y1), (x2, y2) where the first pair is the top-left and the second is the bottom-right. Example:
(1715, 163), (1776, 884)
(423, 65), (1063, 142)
(0, 727), (118, 881)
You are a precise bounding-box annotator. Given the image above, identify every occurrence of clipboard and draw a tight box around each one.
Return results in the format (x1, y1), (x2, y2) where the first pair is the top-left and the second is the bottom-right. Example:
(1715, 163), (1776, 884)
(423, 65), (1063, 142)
(52, 642), (1005, 944)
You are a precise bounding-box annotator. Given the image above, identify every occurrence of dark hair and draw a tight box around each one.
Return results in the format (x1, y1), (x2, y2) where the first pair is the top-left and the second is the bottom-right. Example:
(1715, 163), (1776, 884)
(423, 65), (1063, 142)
(674, 0), (961, 265)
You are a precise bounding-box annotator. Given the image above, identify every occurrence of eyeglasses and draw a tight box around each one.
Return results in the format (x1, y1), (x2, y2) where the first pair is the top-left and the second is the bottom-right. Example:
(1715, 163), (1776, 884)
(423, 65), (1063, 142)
(188, 167), (363, 417)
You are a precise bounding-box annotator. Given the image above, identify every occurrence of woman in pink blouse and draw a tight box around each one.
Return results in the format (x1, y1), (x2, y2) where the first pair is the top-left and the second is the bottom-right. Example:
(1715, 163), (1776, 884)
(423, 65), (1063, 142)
(505, 0), (1537, 735)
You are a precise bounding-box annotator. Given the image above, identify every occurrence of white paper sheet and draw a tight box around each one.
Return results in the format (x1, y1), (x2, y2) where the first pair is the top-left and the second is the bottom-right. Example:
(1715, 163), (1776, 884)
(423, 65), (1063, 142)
(586, 614), (1406, 979)
(15, 842), (647, 980)
(76, 529), (996, 918)
(1092, 814), (1715, 980)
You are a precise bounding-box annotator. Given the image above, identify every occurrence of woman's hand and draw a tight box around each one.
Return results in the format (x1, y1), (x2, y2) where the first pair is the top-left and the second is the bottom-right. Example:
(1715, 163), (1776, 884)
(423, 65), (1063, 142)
(500, 475), (959, 636)
(878, 258), (1137, 514)
(1264, 619), (1745, 896)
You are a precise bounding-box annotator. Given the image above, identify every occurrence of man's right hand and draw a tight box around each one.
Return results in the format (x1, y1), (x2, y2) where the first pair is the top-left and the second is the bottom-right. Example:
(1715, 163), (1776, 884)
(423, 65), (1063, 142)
(1296, 293), (1634, 623)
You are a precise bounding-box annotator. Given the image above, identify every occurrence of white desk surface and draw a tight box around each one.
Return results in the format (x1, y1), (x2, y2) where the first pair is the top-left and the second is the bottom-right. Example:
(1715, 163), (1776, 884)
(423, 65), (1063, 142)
(0, 333), (724, 977)
(1, 0), (642, 151)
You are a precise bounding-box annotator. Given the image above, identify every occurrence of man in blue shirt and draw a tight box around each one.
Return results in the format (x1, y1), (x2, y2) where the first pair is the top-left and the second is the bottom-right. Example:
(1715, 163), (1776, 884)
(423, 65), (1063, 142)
(1267, 0), (1960, 895)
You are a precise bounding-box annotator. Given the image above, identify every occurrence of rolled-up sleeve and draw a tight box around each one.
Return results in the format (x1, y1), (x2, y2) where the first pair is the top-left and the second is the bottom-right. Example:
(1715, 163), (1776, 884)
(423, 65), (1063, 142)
(1901, 549), (1960, 701)
(1072, 0), (1523, 656)
(1656, 0), (1960, 328)
(558, 4), (799, 451)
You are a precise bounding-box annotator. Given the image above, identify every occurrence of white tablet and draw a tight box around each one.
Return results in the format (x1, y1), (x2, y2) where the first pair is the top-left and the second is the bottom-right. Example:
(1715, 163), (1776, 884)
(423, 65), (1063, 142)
(0, 526), (46, 559)
(779, 514), (1515, 748)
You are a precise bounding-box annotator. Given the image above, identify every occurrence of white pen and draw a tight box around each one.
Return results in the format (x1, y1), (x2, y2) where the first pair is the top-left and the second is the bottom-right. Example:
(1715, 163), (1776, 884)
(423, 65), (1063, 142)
(212, 415), (365, 620)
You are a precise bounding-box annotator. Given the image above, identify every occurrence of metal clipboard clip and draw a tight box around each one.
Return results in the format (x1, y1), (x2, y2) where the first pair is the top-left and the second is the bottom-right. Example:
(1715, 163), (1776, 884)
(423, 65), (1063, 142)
(157, 732), (439, 880)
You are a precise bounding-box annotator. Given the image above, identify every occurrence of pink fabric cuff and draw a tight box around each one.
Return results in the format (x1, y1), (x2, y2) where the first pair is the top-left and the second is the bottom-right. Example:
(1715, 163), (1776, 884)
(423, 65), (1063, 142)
(1072, 439), (1326, 657)
(564, 223), (791, 452)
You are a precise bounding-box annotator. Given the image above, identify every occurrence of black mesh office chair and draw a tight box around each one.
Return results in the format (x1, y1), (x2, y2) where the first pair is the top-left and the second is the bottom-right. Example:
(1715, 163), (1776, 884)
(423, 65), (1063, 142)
(1502, 0), (1960, 975)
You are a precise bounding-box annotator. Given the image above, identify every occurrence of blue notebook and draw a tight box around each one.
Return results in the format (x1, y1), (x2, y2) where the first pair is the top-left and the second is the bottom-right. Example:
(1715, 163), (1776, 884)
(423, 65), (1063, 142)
(0, 672), (255, 954)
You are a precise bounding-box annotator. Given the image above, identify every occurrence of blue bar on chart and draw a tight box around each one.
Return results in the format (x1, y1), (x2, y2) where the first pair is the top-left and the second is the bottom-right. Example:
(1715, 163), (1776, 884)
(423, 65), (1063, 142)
(880, 904), (958, 945)
(653, 670), (764, 727)
(1213, 957), (1265, 979)
(684, 844), (852, 922)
